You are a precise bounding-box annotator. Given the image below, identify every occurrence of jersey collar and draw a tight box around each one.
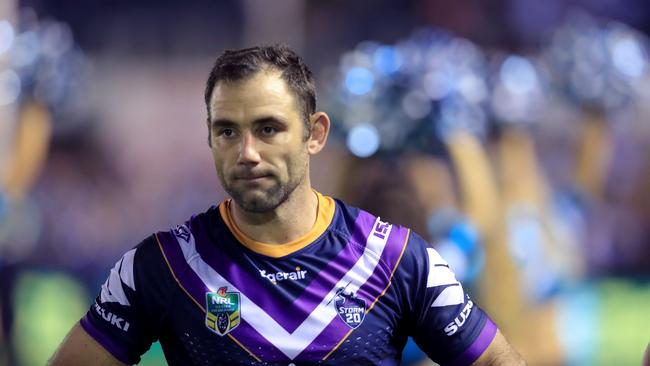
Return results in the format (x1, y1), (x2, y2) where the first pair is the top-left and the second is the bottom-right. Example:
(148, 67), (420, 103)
(219, 190), (335, 258)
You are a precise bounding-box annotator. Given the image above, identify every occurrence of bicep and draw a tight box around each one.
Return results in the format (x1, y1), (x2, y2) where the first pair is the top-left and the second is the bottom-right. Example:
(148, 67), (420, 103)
(470, 329), (526, 366)
(48, 323), (127, 366)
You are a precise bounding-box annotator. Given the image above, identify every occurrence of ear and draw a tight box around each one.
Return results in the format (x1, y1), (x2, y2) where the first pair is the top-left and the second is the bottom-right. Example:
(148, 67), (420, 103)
(307, 111), (330, 155)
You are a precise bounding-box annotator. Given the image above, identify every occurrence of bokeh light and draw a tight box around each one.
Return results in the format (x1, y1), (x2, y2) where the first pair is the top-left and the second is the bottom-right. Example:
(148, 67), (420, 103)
(0, 20), (15, 55)
(500, 56), (539, 95)
(12, 31), (39, 68)
(0, 69), (21, 106)
(345, 67), (375, 96)
(373, 46), (402, 75)
(347, 123), (380, 158)
(610, 33), (647, 78)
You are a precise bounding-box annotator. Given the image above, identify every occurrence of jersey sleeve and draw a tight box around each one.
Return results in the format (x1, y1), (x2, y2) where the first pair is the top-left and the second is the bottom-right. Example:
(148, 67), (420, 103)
(79, 235), (176, 364)
(396, 231), (497, 366)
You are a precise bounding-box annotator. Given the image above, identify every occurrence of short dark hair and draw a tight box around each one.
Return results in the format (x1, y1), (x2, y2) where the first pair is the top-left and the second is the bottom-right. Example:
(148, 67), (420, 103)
(204, 44), (316, 142)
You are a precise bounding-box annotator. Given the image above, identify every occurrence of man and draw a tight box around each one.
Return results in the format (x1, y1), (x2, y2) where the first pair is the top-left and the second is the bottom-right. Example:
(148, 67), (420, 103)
(49, 45), (525, 365)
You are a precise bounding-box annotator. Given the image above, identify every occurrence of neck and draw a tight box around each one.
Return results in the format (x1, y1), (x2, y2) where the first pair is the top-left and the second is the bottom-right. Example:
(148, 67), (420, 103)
(229, 182), (319, 244)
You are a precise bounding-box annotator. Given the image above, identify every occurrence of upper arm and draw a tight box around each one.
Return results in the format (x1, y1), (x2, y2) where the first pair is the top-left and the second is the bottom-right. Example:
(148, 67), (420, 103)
(400, 234), (520, 365)
(48, 323), (127, 366)
(51, 236), (174, 364)
(470, 329), (526, 366)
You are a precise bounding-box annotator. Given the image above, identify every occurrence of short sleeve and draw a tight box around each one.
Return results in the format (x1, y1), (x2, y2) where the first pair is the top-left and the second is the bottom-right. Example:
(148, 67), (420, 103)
(79, 235), (175, 364)
(396, 232), (497, 366)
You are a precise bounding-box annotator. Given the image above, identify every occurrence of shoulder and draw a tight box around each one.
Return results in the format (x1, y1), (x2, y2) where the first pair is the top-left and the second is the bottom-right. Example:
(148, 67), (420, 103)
(387, 229), (434, 300)
(98, 233), (175, 310)
(331, 194), (433, 251)
(330, 197), (408, 240)
(332, 197), (417, 273)
(156, 204), (222, 249)
(118, 206), (220, 298)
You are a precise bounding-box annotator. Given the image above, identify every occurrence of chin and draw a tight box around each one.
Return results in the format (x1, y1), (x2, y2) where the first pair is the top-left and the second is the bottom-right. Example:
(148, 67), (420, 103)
(231, 189), (283, 213)
(238, 198), (281, 213)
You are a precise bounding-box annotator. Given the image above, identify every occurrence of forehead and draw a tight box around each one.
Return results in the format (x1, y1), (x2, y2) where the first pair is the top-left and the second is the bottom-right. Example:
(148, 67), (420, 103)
(208, 70), (301, 122)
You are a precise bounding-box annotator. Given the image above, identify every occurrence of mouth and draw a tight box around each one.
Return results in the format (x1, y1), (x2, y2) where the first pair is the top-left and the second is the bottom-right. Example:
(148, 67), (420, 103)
(233, 174), (272, 182)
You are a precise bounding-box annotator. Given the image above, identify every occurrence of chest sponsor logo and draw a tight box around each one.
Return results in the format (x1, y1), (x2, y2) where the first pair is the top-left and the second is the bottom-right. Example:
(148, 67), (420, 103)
(334, 288), (366, 329)
(206, 287), (241, 336)
(259, 267), (308, 284)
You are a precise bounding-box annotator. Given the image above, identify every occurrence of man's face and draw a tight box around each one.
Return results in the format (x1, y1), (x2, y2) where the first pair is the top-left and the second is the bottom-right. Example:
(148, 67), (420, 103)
(208, 69), (310, 213)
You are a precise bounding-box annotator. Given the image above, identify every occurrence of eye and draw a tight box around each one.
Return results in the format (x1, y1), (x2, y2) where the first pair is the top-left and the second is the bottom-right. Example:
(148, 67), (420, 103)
(261, 125), (278, 136)
(219, 128), (235, 138)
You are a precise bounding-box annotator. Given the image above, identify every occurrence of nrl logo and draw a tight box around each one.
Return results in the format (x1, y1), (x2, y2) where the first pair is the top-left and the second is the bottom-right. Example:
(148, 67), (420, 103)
(334, 288), (366, 329)
(172, 225), (190, 242)
(205, 287), (241, 336)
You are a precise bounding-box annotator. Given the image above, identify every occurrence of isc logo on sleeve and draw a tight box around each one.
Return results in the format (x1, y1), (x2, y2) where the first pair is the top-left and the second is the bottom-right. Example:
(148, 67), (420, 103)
(371, 218), (391, 240)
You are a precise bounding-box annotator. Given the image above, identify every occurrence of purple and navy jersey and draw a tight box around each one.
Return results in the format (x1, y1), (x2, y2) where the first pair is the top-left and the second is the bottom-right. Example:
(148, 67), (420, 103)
(81, 191), (496, 365)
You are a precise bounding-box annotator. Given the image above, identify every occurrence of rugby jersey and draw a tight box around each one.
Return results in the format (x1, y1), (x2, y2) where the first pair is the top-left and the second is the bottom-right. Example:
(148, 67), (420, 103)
(80, 191), (496, 365)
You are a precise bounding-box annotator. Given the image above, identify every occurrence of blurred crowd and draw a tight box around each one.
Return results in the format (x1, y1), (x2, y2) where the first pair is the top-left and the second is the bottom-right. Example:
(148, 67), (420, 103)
(1, 1), (650, 365)
(326, 14), (650, 365)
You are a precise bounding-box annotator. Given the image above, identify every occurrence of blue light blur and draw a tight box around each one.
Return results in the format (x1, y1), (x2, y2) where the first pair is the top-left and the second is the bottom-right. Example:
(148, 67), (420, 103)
(347, 123), (380, 158)
(373, 46), (402, 75)
(500, 56), (538, 94)
(611, 36), (647, 78)
(345, 67), (375, 96)
(423, 71), (452, 100)
(0, 69), (21, 106)
(12, 31), (40, 68)
(0, 20), (15, 55)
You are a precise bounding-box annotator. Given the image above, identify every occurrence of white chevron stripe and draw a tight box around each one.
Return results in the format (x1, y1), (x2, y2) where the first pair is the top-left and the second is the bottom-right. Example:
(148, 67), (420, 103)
(426, 247), (449, 267)
(430, 283), (464, 307)
(426, 248), (457, 288)
(100, 248), (137, 306)
(119, 248), (137, 291)
(426, 248), (465, 307)
(178, 217), (392, 360)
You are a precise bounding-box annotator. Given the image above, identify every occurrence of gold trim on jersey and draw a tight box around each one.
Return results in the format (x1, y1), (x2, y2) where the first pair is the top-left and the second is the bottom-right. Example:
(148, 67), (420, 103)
(219, 190), (336, 257)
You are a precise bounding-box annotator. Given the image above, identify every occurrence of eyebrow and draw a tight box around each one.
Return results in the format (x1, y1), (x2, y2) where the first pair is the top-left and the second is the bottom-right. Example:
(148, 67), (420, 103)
(211, 116), (288, 128)
(211, 118), (238, 128)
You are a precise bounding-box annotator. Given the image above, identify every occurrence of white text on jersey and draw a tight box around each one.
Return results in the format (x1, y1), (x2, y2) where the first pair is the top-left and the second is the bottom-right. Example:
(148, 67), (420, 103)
(259, 268), (307, 284)
(94, 303), (131, 332)
(444, 300), (473, 336)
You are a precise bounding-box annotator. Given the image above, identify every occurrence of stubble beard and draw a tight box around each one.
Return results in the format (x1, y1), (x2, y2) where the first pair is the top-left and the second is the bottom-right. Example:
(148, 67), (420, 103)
(222, 161), (307, 214)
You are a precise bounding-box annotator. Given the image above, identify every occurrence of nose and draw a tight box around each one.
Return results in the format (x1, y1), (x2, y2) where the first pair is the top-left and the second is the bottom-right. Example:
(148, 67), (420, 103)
(237, 131), (261, 165)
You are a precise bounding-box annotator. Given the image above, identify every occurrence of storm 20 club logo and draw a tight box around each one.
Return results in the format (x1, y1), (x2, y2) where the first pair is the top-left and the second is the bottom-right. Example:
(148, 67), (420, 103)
(334, 288), (366, 329)
(205, 287), (241, 336)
